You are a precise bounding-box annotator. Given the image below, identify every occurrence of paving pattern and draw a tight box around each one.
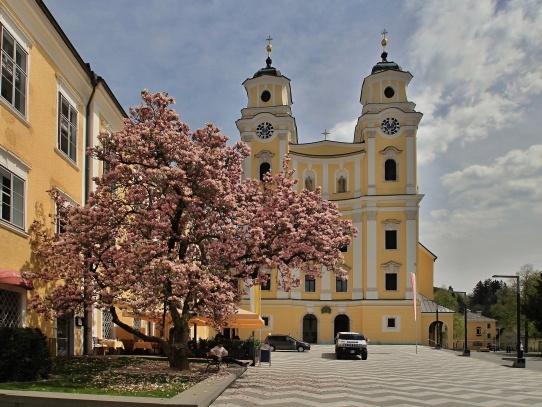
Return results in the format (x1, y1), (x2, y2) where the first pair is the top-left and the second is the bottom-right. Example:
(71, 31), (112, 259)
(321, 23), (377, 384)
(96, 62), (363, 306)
(212, 345), (542, 407)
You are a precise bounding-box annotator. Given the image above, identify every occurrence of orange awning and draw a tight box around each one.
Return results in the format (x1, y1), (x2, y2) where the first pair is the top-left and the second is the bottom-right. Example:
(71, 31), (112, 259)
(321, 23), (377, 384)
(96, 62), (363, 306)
(0, 269), (33, 290)
(190, 307), (264, 329)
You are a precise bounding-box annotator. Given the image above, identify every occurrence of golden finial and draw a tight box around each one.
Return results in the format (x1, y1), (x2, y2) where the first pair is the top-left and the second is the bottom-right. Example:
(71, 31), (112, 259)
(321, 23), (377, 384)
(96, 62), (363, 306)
(381, 29), (388, 50)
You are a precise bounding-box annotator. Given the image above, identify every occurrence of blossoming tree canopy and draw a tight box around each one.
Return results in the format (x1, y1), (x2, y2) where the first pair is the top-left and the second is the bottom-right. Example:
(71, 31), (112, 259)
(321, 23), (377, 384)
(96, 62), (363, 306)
(29, 90), (356, 369)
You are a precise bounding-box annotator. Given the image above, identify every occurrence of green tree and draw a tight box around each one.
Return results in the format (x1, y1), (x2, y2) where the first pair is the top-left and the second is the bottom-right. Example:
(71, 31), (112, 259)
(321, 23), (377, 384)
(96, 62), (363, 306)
(524, 272), (542, 332)
(491, 265), (542, 351)
(469, 279), (503, 318)
(434, 286), (459, 311)
(490, 285), (516, 331)
(434, 286), (464, 341)
(519, 265), (542, 347)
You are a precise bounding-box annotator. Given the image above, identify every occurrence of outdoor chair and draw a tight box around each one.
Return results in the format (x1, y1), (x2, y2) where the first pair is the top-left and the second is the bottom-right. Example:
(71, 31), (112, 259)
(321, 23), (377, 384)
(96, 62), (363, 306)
(205, 352), (222, 373)
(92, 337), (106, 355)
(152, 342), (162, 355)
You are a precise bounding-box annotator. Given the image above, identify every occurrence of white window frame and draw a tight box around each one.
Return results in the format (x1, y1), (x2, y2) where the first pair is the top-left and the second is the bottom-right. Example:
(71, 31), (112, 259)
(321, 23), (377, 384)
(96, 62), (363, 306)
(56, 75), (82, 165)
(380, 146), (401, 182)
(54, 188), (79, 234)
(384, 272), (398, 291)
(382, 261), (401, 292)
(383, 219), (400, 250)
(382, 315), (400, 332)
(0, 4), (32, 120)
(304, 274), (316, 292)
(262, 315), (273, 331)
(335, 276), (348, 293)
(0, 146), (30, 233)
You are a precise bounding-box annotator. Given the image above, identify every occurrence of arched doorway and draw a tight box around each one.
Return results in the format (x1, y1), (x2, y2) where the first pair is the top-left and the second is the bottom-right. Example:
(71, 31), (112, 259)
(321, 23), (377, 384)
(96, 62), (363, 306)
(302, 314), (318, 343)
(334, 314), (350, 338)
(428, 321), (447, 348)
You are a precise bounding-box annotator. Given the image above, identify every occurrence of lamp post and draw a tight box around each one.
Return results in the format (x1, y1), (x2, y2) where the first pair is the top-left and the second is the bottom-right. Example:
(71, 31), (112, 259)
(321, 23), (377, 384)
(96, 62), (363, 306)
(435, 300), (440, 349)
(493, 274), (521, 360)
(454, 291), (470, 356)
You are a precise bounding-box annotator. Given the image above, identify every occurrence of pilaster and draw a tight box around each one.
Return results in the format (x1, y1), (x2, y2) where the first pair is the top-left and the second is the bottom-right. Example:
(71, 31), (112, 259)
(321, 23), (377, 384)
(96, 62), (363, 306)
(320, 266), (332, 300)
(405, 209), (417, 299)
(365, 208), (378, 299)
(367, 131), (376, 195)
(351, 211), (363, 299)
(406, 130), (415, 194)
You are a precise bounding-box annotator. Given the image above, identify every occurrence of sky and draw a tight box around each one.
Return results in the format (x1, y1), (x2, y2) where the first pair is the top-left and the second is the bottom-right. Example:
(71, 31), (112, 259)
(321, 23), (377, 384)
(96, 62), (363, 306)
(42, 0), (542, 293)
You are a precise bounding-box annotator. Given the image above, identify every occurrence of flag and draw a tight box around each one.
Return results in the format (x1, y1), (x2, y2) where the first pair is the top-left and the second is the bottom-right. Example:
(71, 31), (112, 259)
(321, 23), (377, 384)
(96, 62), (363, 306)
(410, 272), (417, 321)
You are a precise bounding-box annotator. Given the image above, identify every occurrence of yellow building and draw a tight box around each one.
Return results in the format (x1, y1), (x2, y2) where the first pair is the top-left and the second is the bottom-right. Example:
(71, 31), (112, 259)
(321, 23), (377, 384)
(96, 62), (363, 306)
(236, 36), (454, 346)
(0, 0), (125, 355)
(453, 311), (497, 352)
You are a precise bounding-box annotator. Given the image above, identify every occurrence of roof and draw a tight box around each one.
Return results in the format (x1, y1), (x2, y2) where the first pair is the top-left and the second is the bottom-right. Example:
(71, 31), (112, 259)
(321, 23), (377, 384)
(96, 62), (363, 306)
(467, 311), (496, 322)
(419, 294), (456, 313)
(253, 57), (283, 78)
(371, 51), (402, 74)
(34, 0), (127, 118)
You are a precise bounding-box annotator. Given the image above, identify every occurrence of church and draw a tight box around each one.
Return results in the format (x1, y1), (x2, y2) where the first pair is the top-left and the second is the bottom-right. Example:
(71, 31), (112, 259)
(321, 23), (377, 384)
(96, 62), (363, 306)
(236, 34), (453, 346)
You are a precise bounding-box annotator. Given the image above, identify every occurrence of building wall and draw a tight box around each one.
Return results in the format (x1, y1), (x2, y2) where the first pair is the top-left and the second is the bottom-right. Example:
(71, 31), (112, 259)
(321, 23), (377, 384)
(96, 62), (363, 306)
(0, 0), (124, 356)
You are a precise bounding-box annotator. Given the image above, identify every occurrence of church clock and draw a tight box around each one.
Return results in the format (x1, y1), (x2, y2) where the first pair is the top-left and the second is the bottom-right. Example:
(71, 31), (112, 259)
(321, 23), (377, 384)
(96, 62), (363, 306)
(381, 117), (400, 135)
(256, 122), (274, 139)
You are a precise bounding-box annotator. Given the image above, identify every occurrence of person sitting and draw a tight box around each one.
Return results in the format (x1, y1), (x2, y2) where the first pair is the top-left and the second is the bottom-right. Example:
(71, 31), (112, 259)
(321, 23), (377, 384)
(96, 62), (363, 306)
(209, 341), (249, 367)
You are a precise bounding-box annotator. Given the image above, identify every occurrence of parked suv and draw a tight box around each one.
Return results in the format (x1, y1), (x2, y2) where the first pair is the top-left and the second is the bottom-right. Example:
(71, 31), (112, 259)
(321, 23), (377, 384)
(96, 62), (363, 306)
(264, 334), (311, 352)
(335, 332), (368, 360)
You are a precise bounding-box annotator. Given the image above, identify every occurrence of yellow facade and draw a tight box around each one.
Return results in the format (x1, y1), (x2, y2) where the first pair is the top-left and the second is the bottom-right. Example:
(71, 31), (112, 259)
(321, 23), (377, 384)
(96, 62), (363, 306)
(236, 42), (446, 346)
(454, 311), (497, 351)
(0, 0), (124, 355)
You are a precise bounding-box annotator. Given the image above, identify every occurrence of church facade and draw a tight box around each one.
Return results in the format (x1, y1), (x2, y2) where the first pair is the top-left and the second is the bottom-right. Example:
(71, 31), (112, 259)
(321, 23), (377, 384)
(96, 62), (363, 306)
(236, 36), (453, 345)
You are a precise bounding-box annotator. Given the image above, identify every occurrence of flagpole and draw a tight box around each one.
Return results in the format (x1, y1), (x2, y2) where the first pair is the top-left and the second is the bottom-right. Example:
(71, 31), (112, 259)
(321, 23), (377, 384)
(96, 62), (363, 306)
(410, 272), (418, 354)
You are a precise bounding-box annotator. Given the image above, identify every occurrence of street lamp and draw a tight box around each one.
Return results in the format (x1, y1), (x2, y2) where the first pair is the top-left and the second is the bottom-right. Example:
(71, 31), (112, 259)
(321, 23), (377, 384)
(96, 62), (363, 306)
(493, 274), (521, 361)
(435, 300), (440, 349)
(453, 291), (470, 356)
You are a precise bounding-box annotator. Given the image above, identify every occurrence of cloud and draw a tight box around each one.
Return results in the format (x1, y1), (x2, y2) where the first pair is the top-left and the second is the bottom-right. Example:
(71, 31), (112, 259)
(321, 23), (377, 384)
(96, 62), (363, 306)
(405, 0), (542, 165)
(329, 120), (357, 142)
(424, 144), (542, 240)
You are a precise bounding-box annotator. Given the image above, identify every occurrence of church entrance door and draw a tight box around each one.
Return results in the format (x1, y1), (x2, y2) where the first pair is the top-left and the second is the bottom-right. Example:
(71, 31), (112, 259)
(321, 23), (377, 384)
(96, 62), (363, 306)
(302, 314), (318, 343)
(334, 314), (350, 338)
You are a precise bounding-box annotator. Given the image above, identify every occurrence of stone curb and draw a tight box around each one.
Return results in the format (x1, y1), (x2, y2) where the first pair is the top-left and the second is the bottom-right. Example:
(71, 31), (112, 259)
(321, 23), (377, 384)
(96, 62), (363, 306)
(0, 366), (246, 407)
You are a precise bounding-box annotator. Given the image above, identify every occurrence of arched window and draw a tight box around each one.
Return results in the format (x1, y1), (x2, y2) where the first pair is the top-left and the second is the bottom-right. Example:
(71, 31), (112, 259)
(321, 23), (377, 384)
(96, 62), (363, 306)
(259, 162), (271, 180)
(384, 159), (397, 181)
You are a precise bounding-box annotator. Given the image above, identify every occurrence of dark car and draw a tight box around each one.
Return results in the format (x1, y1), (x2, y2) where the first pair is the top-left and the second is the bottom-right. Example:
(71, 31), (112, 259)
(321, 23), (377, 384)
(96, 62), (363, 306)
(264, 334), (311, 352)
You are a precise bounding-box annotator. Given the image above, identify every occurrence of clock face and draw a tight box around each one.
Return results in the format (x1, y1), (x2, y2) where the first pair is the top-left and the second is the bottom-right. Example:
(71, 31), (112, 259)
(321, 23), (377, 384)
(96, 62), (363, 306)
(256, 122), (274, 139)
(381, 118), (400, 135)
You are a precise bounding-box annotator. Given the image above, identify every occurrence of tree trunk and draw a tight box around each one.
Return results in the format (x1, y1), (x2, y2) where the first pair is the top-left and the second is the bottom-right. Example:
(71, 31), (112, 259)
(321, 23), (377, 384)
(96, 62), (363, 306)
(109, 306), (192, 370)
(165, 319), (191, 369)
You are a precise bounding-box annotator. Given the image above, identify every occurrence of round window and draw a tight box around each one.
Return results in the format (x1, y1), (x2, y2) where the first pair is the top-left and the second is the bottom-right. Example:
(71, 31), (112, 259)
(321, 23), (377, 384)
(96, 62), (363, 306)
(261, 90), (271, 102)
(384, 86), (395, 99)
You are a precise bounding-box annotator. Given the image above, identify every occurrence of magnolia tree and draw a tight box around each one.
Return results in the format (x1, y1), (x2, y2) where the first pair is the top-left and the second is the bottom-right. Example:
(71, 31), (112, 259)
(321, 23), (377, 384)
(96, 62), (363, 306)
(29, 90), (356, 369)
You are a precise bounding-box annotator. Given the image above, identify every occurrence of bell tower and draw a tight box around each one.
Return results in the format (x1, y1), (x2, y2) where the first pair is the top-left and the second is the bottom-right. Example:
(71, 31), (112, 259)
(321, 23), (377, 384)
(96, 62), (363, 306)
(236, 37), (298, 181)
(354, 30), (422, 196)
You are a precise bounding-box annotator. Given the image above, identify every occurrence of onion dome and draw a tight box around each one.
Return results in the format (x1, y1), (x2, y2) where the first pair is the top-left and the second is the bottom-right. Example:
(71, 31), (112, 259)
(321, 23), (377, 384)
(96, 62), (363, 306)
(254, 36), (283, 78)
(371, 29), (402, 73)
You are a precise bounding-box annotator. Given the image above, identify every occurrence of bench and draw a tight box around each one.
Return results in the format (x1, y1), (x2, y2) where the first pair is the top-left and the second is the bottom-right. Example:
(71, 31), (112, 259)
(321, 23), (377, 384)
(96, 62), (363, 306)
(502, 357), (526, 368)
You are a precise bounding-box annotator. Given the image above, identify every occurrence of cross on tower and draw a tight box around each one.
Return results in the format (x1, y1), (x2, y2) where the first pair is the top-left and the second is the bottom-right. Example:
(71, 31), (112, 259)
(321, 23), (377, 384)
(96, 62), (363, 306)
(322, 129), (330, 140)
(266, 36), (273, 57)
(381, 29), (388, 52)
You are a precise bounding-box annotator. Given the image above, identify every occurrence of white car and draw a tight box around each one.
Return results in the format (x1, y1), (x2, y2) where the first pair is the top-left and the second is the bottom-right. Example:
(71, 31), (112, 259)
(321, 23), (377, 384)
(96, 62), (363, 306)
(335, 332), (368, 360)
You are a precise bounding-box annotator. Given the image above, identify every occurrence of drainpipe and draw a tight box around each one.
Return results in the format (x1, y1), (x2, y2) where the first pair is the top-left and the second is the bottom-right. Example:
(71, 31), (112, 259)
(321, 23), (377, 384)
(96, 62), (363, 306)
(83, 68), (102, 355)
(85, 69), (101, 202)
